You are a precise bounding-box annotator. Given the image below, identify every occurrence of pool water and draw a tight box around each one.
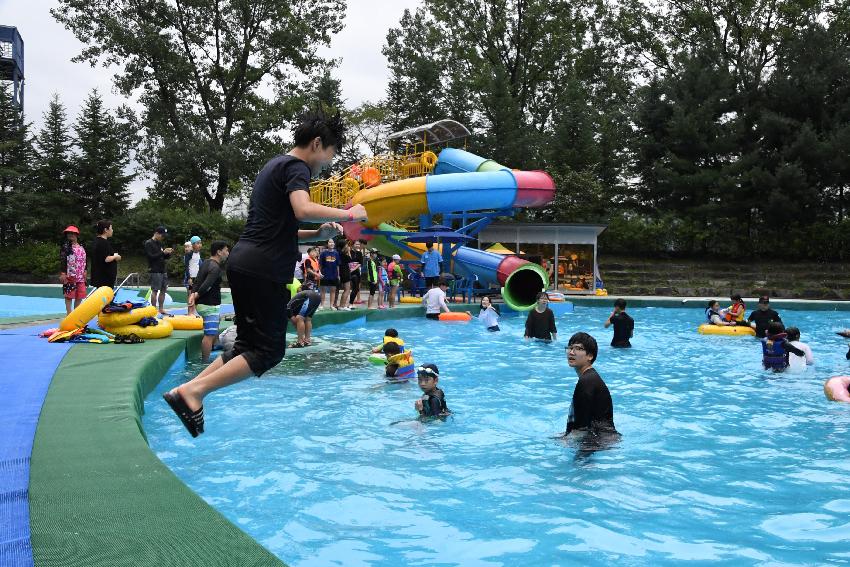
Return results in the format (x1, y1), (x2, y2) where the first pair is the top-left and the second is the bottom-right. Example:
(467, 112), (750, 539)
(0, 294), (69, 318)
(144, 306), (850, 566)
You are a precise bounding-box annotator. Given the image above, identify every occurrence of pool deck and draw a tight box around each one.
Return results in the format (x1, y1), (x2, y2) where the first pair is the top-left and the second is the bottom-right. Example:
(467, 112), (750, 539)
(3, 294), (849, 566)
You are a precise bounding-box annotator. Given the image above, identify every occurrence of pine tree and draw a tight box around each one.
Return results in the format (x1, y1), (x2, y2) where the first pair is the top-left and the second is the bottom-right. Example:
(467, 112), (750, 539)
(28, 93), (76, 238)
(72, 90), (133, 222)
(0, 83), (32, 246)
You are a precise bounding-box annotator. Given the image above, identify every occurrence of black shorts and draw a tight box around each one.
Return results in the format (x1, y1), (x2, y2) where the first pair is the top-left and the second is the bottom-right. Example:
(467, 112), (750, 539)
(425, 276), (439, 288)
(426, 313), (440, 320)
(321, 279), (339, 288)
(369, 282), (378, 295)
(221, 268), (290, 376)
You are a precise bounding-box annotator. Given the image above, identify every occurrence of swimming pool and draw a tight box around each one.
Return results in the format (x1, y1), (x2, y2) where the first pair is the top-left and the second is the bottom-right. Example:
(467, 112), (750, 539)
(144, 306), (850, 566)
(0, 294), (68, 318)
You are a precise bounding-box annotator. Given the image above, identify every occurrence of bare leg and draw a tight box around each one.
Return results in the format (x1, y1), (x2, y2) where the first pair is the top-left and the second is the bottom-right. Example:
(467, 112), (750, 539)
(305, 318), (313, 343)
(367, 291), (374, 309)
(295, 317), (306, 343)
(201, 335), (216, 362)
(330, 287), (338, 309)
(74, 297), (83, 310)
(389, 285), (398, 308)
(171, 354), (253, 412)
(195, 354), (225, 380)
(65, 298), (73, 314)
(320, 286), (326, 308)
(339, 282), (351, 308)
(158, 290), (167, 314)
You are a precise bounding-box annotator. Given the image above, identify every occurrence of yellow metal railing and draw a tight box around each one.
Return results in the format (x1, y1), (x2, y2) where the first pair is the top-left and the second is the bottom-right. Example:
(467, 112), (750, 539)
(309, 147), (438, 208)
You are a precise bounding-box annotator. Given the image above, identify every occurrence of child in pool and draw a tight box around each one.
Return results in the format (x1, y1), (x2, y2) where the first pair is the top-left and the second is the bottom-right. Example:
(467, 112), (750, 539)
(415, 363), (449, 417)
(762, 322), (806, 372)
(467, 295), (500, 331)
(723, 294), (746, 323)
(371, 327), (405, 353)
(383, 341), (415, 381)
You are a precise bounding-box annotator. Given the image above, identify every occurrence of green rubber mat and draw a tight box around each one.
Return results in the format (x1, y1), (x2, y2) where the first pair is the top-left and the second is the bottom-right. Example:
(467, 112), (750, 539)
(28, 334), (283, 567)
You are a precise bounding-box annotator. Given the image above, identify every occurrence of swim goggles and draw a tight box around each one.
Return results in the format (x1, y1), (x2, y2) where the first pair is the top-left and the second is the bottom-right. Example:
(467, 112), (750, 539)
(416, 366), (439, 378)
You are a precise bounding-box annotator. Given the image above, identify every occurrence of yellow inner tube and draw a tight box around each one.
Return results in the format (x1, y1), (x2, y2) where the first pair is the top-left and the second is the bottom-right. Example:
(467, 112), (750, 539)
(98, 305), (158, 329)
(697, 324), (755, 336)
(421, 151), (438, 168)
(166, 315), (204, 330)
(105, 319), (174, 339)
(60, 286), (115, 331)
(399, 296), (422, 304)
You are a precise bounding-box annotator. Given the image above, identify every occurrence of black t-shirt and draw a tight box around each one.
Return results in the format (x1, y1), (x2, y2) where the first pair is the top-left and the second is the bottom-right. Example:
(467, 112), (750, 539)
(566, 368), (616, 434)
(339, 252), (352, 281)
(748, 308), (782, 338)
(228, 155), (311, 283)
(144, 238), (171, 273)
(525, 308), (557, 340)
(610, 312), (634, 347)
(89, 237), (117, 287)
(193, 259), (223, 306)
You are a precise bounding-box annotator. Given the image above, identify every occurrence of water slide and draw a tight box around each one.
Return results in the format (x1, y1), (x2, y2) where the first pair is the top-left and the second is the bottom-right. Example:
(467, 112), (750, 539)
(343, 148), (556, 310)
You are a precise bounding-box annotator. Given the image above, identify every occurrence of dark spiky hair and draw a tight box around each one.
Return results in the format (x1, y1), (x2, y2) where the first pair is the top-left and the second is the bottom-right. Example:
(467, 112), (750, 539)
(294, 107), (346, 150)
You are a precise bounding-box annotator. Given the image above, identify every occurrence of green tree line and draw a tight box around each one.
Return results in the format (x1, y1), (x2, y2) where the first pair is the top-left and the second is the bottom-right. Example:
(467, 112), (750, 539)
(2, 0), (850, 263)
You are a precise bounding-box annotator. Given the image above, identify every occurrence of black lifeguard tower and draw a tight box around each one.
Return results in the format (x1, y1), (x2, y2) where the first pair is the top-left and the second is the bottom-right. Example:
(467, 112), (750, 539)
(0, 26), (24, 109)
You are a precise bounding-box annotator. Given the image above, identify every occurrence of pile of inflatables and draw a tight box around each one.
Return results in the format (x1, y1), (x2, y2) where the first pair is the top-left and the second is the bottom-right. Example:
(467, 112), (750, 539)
(41, 286), (203, 344)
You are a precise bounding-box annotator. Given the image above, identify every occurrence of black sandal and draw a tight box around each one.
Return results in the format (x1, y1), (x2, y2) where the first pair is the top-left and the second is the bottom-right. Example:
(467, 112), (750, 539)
(162, 390), (204, 437)
(127, 333), (145, 344)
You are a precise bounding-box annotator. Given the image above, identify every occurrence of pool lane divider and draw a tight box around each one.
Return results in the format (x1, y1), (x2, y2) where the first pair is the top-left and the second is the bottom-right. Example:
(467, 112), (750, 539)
(26, 303), (465, 566)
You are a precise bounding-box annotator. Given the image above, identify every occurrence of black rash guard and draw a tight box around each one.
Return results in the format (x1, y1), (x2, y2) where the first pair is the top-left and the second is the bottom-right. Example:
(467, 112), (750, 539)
(419, 387), (449, 417)
(748, 309), (782, 338)
(610, 312), (634, 347)
(566, 367), (616, 434)
(525, 308), (557, 340)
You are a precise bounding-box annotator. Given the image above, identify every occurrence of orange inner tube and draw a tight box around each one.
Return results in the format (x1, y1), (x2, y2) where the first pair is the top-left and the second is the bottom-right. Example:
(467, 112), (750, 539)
(362, 167), (381, 188)
(438, 312), (472, 322)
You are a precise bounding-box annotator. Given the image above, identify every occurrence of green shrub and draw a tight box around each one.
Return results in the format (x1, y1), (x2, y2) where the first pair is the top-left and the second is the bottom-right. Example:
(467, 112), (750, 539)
(0, 242), (60, 278)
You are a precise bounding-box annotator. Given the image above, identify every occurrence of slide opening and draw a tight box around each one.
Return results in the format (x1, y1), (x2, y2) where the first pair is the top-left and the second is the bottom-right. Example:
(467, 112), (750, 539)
(502, 264), (548, 311)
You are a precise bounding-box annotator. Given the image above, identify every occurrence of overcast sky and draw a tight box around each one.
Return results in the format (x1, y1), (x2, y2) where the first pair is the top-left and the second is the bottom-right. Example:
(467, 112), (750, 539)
(0, 0), (421, 200)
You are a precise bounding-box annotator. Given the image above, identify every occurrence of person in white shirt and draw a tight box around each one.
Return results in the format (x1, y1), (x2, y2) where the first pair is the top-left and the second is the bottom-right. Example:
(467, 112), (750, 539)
(468, 295), (500, 331)
(423, 279), (451, 319)
(786, 326), (814, 373)
(187, 235), (203, 315)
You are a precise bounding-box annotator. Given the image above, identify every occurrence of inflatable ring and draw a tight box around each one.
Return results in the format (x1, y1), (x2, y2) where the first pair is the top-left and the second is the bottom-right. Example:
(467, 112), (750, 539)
(167, 315), (204, 331)
(343, 177), (360, 195)
(105, 319), (173, 340)
(697, 324), (756, 336)
(368, 353), (386, 365)
(361, 167), (381, 188)
(421, 151), (438, 168)
(595, 288), (608, 296)
(547, 292), (566, 302)
(61, 286), (115, 331)
(438, 312), (472, 322)
(400, 296), (422, 304)
(98, 305), (158, 329)
(824, 376), (850, 402)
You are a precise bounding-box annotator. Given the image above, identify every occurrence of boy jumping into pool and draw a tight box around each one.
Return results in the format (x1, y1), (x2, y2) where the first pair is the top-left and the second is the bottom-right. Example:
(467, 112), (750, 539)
(415, 363), (450, 417)
(163, 109), (368, 437)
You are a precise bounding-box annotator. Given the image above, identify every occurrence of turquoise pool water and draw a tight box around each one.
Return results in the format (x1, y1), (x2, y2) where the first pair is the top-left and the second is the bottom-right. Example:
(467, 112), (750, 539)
(145, 306), (850, 566)
(0, 294), (68, 318)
